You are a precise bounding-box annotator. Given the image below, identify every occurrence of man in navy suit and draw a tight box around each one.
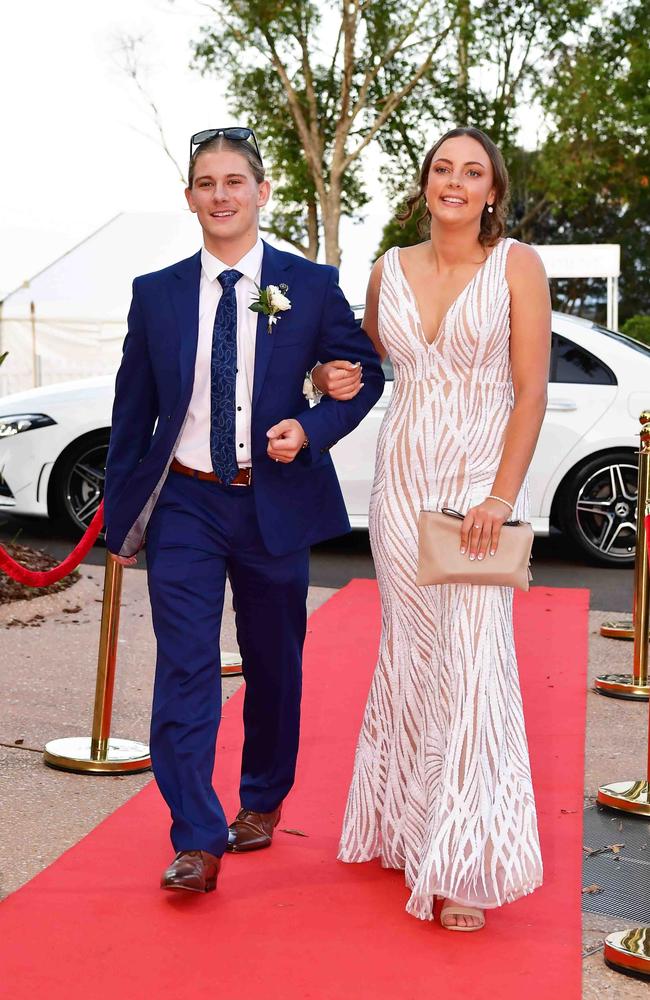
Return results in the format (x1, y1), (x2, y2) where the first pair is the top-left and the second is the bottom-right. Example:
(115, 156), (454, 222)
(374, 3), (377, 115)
(103, 127), (384, 893)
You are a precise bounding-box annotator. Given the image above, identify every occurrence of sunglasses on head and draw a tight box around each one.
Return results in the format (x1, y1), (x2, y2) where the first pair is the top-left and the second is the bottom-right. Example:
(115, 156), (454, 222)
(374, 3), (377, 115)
(189, 127), (263, 167)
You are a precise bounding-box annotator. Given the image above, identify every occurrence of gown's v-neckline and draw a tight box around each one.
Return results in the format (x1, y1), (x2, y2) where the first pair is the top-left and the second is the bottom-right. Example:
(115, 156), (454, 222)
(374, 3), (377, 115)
(396, 240), (502, 350)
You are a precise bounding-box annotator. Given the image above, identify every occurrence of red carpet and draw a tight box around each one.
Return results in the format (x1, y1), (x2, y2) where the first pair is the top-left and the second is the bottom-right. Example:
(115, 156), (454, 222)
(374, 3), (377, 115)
(1, 581), (587, 999)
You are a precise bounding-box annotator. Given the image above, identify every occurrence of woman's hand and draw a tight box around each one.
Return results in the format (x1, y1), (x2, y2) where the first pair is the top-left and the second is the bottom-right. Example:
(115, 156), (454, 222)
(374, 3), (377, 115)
(460, 498), (513, 560)
(312, 360), (363, 400)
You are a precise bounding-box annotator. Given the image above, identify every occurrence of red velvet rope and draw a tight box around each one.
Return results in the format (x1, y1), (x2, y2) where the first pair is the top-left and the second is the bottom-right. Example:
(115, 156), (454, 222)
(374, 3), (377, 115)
(0, 502), (104, 587)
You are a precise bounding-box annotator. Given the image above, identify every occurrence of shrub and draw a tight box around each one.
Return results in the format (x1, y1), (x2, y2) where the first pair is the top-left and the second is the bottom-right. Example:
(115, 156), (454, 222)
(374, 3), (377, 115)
(621, 315), (650, 346)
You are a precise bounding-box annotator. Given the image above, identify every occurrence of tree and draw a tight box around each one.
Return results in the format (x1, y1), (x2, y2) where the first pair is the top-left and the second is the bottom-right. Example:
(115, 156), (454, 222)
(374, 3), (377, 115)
(530, 0), (650, 321)
(114, 32), (187, 186)
(374, 0), (594, 260)
(205, 59), (369, 260)
(192, 0), (461, 265)
(622, 315), (650, 345)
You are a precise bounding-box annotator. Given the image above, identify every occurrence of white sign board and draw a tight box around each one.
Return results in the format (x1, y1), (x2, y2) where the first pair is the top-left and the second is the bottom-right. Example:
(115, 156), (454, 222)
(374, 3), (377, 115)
(532, 244), (620, 279)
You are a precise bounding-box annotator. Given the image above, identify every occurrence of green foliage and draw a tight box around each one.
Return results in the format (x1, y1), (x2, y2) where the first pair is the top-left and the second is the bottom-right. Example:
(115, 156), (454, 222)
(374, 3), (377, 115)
(192, 58), (368, 256)
(528, 0), (650, 321)
(538, 1), (649, 214)
(370, 0), (596, 261)
(192, 0), (460, 259)
(375, 1), (650, 322)
(191, 0), (594, 263)
(621, 315), (650, 346)
(188, 0), (649, 326)
(0, 352), (7, 367)
(375, 209), (425, 260)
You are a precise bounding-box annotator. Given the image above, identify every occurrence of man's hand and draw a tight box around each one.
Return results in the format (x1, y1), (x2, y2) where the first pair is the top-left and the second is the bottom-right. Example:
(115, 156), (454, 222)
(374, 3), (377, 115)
(312, 360), (363, 400)
(266, 419), (307, 463)
(111, 553), (138, 567)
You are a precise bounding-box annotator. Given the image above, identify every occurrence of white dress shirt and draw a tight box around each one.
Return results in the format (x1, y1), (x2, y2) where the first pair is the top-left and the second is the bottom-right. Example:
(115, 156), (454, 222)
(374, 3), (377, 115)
(175, 239), (263, 472)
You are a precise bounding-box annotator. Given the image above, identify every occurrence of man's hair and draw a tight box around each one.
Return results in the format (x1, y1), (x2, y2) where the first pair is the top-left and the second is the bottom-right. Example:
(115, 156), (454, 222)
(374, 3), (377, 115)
(187, 135), (265, 187)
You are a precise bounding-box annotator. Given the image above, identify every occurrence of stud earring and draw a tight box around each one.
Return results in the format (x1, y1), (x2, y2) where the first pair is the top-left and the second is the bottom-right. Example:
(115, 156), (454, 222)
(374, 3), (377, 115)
(487, 204), (494, 214)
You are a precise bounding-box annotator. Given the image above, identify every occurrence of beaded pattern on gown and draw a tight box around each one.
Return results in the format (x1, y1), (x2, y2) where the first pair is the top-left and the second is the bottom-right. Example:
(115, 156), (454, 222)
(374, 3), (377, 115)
(337, 238), (543, 921)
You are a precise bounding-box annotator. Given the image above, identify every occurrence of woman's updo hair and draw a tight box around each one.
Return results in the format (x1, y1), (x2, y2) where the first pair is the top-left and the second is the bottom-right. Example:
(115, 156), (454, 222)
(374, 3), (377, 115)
(397, 126), (510, 247)
(188, 135), (265, 188)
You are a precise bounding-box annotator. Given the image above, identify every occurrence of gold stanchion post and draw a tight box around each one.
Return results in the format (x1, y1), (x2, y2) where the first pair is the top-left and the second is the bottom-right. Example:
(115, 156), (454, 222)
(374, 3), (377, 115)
(43, 553), (151, 774)
(221, 651), (243, 677)
(603, 928), (650, 979)
(599, 617), (634, 640)
(594, 412), (650, 699)
(597, 563), (650, 813)
(596, 501), (650, 979)
(600, 411), (646, 641)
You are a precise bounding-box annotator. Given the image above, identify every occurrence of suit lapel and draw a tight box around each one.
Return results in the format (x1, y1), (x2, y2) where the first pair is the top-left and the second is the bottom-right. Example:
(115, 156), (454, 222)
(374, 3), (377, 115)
(252, 241), (292, 410)
(170, 251), (202, 396)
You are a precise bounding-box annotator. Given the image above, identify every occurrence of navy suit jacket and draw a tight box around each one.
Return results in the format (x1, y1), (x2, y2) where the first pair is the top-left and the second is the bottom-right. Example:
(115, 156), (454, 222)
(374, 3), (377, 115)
(104, 241), (385, 558)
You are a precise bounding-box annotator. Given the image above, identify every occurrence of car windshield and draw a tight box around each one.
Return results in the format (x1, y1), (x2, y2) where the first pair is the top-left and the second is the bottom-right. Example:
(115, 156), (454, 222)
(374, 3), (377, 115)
(593, 324), (650, 358)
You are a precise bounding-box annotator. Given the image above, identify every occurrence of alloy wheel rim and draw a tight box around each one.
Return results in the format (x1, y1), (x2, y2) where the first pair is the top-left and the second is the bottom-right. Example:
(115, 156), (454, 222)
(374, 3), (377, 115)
(64, 443), (108, 531)
(575, 462), (637, 561)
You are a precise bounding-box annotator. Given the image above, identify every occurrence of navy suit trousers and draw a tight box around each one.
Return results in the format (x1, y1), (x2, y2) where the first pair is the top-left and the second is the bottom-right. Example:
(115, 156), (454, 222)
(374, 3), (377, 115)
(145, 470), (309, 857)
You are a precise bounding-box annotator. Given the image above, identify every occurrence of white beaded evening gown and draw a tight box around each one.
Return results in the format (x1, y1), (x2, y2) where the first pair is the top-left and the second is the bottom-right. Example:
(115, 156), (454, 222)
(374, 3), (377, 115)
(338, 239), (543, 921)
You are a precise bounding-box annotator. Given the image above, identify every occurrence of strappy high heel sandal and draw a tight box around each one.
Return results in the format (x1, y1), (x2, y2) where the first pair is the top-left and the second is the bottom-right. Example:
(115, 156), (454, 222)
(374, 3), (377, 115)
(440, 900), (485, 932)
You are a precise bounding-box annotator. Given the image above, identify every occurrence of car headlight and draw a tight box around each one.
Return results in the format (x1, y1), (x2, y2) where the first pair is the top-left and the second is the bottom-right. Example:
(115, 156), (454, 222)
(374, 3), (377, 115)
(0, 413), (57, 437)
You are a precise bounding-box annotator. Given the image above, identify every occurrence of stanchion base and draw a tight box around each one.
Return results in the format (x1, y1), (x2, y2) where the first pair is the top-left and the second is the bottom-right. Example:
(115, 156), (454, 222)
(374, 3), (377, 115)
(604, 928), (650, 979)
(594, 674), (650, 700)
(599, 618), (634, 640)
(221, 650), (243, 678)
(43, 737), (151, 775)
(597, 780), (650, 816)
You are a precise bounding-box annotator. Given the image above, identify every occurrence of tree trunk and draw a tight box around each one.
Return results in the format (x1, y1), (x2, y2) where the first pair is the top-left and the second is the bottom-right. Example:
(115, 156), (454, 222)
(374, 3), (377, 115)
(322, 186), (342, 267)
(322, 210), (342, 267)
(305, 198), (319, 260)
(457, 0), (470, 87)
(456, 0), (471, 120)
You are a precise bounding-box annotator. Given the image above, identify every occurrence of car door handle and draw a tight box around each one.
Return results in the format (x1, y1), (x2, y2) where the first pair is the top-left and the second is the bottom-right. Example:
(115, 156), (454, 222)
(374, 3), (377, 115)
(546, 399), (577, 411)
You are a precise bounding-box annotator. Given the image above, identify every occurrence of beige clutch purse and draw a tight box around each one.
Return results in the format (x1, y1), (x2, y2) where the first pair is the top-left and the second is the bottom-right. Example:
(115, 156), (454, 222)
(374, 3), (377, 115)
(416, 508), (533, 590)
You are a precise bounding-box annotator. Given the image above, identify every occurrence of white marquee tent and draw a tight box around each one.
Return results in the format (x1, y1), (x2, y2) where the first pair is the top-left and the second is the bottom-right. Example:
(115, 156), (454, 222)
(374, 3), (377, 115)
(0, 211), (621, 396)
(533, 243), (620, 331)
(0, 212), (299, 396)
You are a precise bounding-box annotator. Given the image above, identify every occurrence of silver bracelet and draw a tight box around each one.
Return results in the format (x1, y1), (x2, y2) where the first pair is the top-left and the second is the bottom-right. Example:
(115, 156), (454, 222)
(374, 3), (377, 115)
(486, 493), (514, 513)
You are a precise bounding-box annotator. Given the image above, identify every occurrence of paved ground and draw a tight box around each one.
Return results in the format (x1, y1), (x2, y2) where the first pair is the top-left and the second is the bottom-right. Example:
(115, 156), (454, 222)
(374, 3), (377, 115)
(583, 612), (650, 998)
(0, 512), (636, 611)
(1, 555), (648, 995)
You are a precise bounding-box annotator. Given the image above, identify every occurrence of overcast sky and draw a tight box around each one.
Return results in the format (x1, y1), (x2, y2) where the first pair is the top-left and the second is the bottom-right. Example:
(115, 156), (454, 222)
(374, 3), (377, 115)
(0, 0), (393, 305)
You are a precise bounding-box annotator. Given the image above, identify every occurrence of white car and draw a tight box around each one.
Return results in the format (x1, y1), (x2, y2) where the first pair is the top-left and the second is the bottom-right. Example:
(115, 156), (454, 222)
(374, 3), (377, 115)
(1, 312), (649, 566)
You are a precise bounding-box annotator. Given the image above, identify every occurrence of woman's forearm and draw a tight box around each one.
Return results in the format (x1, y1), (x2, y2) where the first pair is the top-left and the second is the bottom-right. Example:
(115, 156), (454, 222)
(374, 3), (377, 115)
(489, 391), (547, 506)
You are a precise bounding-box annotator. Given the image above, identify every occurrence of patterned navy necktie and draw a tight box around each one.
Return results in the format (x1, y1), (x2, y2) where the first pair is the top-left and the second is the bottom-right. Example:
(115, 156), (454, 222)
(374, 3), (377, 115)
(210, 268), (243, 482)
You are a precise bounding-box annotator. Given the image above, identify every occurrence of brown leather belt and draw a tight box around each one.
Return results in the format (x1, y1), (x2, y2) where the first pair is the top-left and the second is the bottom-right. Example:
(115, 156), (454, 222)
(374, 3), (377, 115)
(170, 458), (252, 486)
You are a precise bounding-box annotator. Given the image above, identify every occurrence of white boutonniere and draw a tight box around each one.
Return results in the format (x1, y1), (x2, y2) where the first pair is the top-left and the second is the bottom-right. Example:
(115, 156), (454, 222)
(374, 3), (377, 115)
(249, 282), (291, 333)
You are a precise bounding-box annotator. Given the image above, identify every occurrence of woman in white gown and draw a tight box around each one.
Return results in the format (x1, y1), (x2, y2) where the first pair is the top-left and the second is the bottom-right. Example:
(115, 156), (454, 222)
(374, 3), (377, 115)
(314, 127), (550, 931)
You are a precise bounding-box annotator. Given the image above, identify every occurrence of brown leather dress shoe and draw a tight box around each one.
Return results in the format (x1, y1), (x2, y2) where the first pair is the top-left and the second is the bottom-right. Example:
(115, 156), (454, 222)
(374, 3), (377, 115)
(160, 850), (221, 893)
(226, 805), (282, 853)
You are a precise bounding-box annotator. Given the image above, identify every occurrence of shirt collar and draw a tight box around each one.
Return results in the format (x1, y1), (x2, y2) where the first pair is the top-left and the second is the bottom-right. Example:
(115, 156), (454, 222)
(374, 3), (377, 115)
(201, 237), (263, 284)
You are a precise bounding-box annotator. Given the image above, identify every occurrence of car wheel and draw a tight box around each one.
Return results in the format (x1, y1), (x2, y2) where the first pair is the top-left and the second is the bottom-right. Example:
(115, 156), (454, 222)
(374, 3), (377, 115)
(560, 451), (638, 567)
(50, 433), (109, 535)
